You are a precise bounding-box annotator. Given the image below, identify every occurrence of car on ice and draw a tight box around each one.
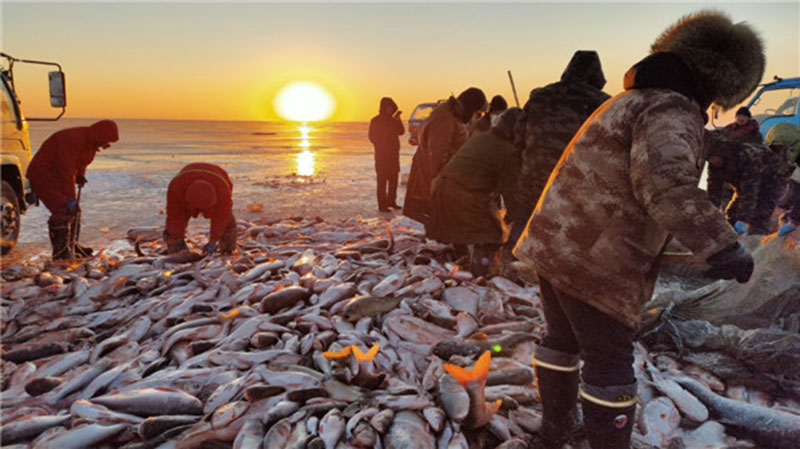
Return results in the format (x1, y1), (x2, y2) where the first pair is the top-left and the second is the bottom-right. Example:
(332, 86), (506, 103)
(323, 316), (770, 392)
(407, 100), (445, 146)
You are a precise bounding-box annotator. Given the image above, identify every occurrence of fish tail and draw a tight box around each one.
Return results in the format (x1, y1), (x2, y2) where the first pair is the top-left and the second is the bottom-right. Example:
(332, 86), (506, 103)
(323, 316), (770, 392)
(443, 350), (491, 387)
(219, 308), (240, 320)
(323, 345), (352, 359)
(353, 344), (380, 362)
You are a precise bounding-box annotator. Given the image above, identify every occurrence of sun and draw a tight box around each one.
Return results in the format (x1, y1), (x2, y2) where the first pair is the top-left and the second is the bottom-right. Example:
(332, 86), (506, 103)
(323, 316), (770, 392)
(274, 81), (336, 122)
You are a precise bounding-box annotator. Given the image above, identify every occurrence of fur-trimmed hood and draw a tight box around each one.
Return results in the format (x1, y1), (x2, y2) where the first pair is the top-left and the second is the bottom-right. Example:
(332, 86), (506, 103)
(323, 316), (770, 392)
(651, 10), (764, 110)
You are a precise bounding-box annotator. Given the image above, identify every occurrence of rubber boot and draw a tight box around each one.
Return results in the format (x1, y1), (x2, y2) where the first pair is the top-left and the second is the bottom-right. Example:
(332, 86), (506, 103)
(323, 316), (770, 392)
(529, 348), (582, 449)
(580, 383), (637, 449)
(219, 214), (238, 254)
(70, 213), (93, 258)
(469, 244), (499, 278)
(48, 217), (74, 261)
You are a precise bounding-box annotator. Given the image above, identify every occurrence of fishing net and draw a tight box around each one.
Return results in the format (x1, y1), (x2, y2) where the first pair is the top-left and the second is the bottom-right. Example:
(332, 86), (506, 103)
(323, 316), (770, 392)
(646, 235), (800, 329)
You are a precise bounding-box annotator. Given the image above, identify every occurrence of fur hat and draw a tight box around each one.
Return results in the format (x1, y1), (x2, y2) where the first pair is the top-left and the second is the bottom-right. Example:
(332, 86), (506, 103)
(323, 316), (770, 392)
(651, 10), (764, 110)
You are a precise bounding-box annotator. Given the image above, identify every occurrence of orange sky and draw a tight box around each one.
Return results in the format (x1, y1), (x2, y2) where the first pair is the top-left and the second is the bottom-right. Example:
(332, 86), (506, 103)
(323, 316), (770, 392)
(3, 2), (798, 123)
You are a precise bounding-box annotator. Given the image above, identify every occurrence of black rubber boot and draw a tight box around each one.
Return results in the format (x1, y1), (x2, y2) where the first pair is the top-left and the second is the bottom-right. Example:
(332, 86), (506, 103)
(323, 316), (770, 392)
(528, 365), (581, 448)
(48, 217), (74, 261)
(580, 383), (637, 449)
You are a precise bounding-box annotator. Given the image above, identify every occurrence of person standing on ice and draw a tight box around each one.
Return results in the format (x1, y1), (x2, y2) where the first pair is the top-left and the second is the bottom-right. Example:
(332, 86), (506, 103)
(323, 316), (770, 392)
(402, 87), (487, 224)
(425, 107), (525, 277)
(724, 106), (762, 144)
(706, 132), (793, 235)
(513, 11), (763, 449)
(368, 97), (405, 212)
(26, 119), (118, 260)
(506, 50), (610, 253)
(164, 162), (236, 257)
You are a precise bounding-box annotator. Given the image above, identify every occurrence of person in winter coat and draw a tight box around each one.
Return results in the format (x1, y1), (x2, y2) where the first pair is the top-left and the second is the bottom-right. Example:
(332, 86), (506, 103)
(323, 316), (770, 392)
(765, 122), (800, 236)
(164, 163), (236, 257)
(368, 97), (405, 212)
(472, 95), (508, 134)
(724, 106), (762, 144)
(513, 11), (763, 449)
(706, 132), (794, 235)
(26, 120), (119, 260)
(426, 108), (525, 276)
(507, 51), (610, 250)
(402, 87), (487, 224)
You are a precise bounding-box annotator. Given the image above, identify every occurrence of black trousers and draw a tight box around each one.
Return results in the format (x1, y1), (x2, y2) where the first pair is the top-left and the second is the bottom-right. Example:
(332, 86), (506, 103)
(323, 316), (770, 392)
(377, 170), (398, 209)
(538, 276), (636, 387)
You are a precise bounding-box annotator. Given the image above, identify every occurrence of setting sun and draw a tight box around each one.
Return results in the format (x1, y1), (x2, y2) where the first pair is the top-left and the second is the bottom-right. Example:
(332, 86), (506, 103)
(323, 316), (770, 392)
(274, 81), (336, 122)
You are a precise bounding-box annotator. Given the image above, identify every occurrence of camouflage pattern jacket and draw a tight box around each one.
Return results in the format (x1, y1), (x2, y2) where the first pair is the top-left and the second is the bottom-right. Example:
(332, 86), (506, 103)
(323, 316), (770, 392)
(707, 142), (792, 225)
(513, 54), (610, 230)
(514, 89), (738, 329)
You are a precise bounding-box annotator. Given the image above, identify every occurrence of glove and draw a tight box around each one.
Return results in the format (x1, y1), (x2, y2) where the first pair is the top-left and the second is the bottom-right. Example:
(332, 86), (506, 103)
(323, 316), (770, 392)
(66, 198), (79, 215)
(76, 175), (87, 187)
(203, 240), (218, 257)
(705, 242), (754, 283)
(734, 221), (748, 235)
(778, 223), (797, 237)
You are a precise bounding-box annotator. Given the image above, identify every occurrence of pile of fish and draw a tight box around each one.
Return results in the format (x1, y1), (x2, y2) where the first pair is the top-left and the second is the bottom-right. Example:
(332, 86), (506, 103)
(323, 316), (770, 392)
(1, 215), (799, 449)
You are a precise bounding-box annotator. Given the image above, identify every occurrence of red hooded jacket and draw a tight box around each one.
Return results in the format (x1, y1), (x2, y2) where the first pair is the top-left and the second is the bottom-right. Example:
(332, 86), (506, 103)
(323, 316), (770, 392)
(27, 120), (118, 216)
(166, 163), (233, 241)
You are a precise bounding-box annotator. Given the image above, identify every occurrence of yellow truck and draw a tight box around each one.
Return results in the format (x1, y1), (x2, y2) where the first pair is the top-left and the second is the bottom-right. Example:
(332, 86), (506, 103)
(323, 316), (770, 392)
(1, 52), (66, 254)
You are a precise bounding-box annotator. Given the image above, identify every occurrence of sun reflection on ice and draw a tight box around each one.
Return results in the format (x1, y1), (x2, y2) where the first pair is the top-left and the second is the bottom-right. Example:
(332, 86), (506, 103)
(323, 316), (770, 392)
(296, 149), (315, 177)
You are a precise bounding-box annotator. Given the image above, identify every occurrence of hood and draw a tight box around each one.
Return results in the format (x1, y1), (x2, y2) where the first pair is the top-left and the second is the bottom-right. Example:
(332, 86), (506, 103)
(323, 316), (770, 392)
(560, 50), (606, 89)
(89, 120), (119, 147)
(651, 10), (764, 110)
(456, 87), (487, 123)
(379, 97), (398, 116)
(623, 52), (705, 108)
(490, 107), (525, 143)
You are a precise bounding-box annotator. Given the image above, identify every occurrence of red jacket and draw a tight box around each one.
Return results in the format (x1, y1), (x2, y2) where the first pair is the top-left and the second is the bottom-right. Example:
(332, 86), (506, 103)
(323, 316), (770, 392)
(166, 163), (233, 240)
(27, 120), (118, 213)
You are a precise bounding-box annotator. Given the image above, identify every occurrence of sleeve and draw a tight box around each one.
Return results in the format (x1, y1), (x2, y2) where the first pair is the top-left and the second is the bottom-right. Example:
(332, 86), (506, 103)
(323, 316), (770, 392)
(368, 118), (378, 146)
(731, 151), (761, 223)
(394, 117), (405, 136)
(166, 180), (189, 240)
(629, 100), (738, 260)
(209, 184), (233, 240)
(428, 119), (456, 174)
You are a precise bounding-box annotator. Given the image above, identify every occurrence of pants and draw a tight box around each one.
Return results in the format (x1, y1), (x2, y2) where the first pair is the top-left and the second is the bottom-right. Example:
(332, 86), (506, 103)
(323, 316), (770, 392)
(29, 174), (75, 220)
(537, 276), (636, 387)
(376, 170), (398, 209)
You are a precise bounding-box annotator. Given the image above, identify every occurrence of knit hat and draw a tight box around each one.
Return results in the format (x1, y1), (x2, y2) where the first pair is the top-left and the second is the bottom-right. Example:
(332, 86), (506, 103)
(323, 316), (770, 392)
(735, 106), (751, 118)
(185, 180), (217, 210)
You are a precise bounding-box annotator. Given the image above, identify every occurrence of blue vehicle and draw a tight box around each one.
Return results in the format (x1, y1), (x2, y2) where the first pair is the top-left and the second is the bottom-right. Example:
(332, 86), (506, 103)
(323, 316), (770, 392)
(745, 76), (800, 140)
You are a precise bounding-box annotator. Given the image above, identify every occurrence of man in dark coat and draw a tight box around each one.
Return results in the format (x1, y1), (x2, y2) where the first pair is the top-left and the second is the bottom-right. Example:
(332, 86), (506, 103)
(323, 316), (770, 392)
(426, 108), (525, 276)
(766, 123), (800, 236)
(706, 133), (794, 235)
(513, 12), (762, 449)
(27, 119), (118, 260)
(368, 97), (405, 212)
(507, 51), (610, 250)
(165, 163), (236, 256)
(724, 106), (762, 144)
(402, 87), (487, 224)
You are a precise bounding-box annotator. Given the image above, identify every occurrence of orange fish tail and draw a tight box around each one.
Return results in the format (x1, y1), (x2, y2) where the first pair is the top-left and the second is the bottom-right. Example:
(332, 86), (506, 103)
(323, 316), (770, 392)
(443, 350), (492, 387)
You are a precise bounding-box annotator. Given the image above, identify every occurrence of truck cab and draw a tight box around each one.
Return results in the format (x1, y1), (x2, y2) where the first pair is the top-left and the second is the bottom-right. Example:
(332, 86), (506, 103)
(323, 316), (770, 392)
(745, 76), (800, 140)
(1, 52), (66, 254)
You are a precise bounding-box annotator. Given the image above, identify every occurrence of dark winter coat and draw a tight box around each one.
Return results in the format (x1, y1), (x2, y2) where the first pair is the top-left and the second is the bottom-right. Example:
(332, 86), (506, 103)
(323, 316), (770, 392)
(426, 131), (519, 244)
(514, 52), (740, 329)
(368, 98), (405, 174)
(402, 98), (468, 223)
(724, 119), (762, 144)
(27, 120), (119, 217)
(512, 51), (610, 233)
(166, 163), (233, 241)
(707, 141), (792, 231)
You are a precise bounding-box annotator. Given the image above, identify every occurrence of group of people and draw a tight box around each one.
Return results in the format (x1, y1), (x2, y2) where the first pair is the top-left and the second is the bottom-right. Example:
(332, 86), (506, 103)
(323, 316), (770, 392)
(24, 9), (800, 449)
(369, 10), (799, 449)
(27, 124), (237, 261)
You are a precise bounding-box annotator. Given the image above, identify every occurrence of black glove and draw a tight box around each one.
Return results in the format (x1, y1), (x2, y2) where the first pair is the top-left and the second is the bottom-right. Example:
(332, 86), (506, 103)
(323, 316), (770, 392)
(65, 198), (79, 215)
(203, 239), (218, 257)
(76, 175), (88, 187)
(705, 242), (754, 283)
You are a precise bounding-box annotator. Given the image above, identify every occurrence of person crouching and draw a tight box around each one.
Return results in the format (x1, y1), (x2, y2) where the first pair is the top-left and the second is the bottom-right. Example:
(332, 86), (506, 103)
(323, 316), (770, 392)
(164, 163), (236, 256)
(426, 108), (525, 277)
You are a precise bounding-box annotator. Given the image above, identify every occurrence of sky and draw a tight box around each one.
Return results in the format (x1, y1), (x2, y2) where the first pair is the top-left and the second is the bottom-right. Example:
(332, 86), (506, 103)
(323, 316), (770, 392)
(2, 1), (798, 123)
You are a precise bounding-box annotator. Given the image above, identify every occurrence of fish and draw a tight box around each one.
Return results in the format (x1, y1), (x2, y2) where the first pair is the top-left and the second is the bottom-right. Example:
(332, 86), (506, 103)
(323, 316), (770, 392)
(676, 376), (800, 449)
(443, 350), (501, 429)
(260, 286), (311, 314)
(384, 410), (436, 449)
(318, 408), (345, 449)
(139, 415), (202, 440)
(30, 423), (127, 449)
(231, 419), (263, 449)
(92, 387), (203, 416)
(639, 396), (681, 448)
(646, 361), (708, 422)
(24, 376), (63, 396)
(0, 414), (71, 445)
(341, 295), (405, 321)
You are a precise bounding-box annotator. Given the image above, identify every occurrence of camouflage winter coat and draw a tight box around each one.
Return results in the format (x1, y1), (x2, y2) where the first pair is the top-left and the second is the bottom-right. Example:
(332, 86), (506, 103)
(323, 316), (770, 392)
(707, 141), (792, 233)
(513, 89), (738, 329)
(513, 52), (610, 227)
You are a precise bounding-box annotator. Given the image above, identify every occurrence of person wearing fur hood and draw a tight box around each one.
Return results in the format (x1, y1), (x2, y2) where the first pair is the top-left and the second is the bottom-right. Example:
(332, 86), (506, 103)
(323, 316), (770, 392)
(512, 11), (764, 449)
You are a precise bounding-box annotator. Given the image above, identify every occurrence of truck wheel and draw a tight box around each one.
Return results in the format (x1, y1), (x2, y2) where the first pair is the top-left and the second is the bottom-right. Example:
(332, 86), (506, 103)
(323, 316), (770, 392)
(1, 181), (21, 255)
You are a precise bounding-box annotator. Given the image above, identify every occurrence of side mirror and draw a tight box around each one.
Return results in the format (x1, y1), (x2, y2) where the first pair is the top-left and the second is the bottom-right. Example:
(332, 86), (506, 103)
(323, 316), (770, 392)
(48, 71), (66, 108)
